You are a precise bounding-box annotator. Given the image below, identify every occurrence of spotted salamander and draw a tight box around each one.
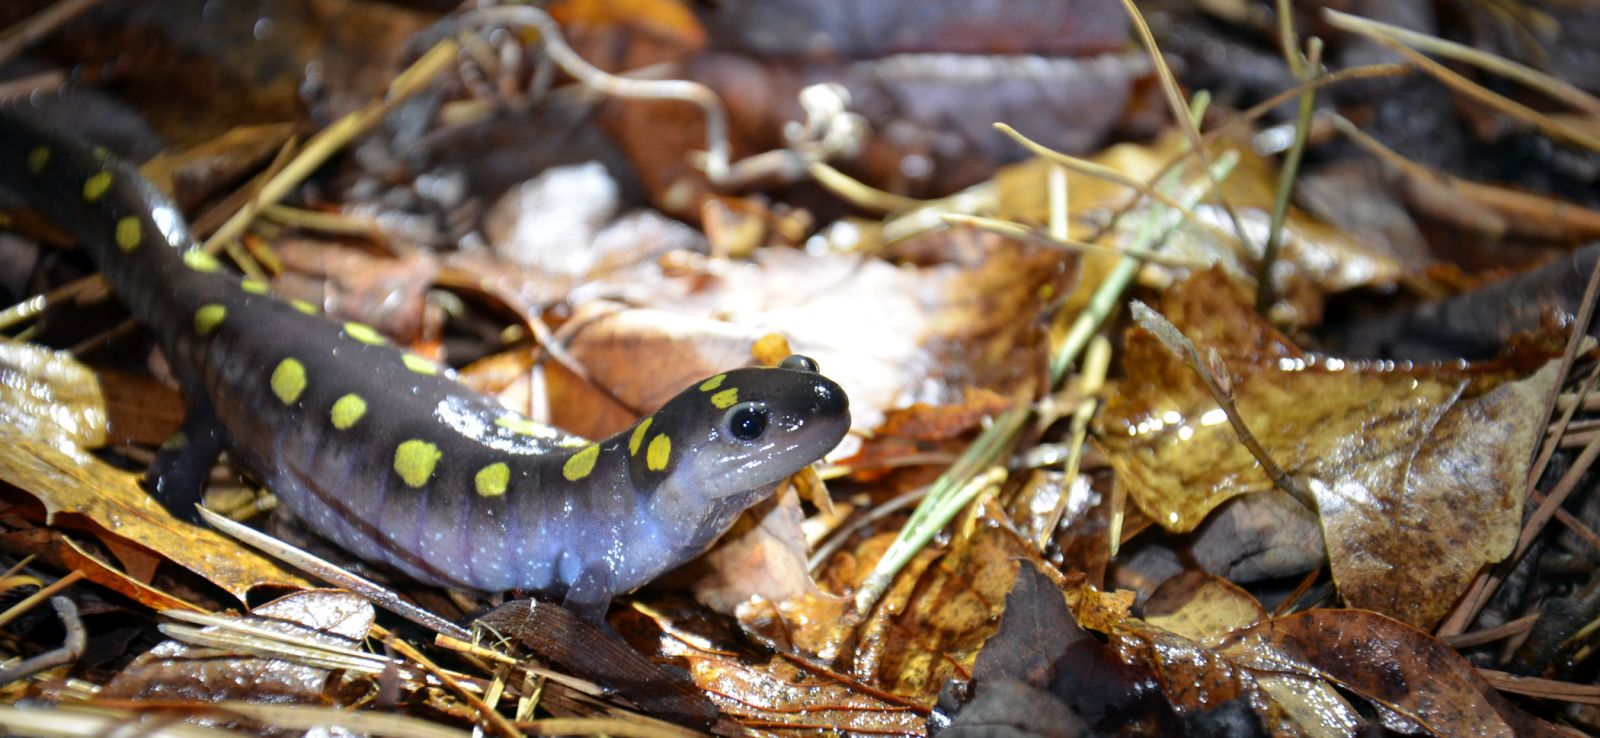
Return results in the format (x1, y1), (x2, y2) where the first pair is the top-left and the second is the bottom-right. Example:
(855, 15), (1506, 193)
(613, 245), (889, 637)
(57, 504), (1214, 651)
(0, 109), (849, 614)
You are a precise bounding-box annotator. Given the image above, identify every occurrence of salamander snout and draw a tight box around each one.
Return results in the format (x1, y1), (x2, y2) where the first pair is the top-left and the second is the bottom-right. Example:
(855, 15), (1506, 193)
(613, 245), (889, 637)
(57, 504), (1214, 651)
(778, 354), (849, 423)
(803, 373), (848, 418)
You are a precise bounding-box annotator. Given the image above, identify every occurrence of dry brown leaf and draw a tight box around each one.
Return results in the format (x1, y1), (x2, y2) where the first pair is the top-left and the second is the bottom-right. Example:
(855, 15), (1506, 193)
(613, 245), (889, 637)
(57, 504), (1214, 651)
(553, 236), (1065, 438)
(692, 487), (827, 613)
(0, 529), (198, 613)
(273, 240), (441, 345)
(1097, 269), (1554, 628)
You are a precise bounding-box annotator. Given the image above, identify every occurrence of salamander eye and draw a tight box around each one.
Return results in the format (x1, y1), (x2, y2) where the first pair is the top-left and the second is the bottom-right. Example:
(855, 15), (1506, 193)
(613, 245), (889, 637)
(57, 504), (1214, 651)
(780, 355), (819, 373)
(725, 402), (769, 441)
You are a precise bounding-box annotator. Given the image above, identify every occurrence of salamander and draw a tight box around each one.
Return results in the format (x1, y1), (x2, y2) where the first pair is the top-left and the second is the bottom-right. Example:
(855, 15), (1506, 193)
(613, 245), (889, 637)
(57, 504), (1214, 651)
(0, 109), (849, 614)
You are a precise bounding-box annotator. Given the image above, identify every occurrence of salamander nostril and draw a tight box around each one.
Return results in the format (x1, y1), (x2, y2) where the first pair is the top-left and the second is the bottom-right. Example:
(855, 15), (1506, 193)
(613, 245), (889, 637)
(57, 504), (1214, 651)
(806, 378), (849, 416)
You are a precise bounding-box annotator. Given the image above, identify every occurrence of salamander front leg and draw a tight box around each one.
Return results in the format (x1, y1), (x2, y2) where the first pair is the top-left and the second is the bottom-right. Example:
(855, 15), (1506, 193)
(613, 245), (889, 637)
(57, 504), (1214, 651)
(561, 564), (617, 624)
(146, 405), (225, 523)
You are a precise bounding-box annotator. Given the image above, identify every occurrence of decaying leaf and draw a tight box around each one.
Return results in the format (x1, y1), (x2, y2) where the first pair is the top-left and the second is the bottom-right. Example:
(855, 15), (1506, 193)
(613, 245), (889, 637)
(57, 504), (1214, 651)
(552, 234), (1065, 438)
(0, 342), (108, 453)
(1097, 269), (1555, 628)
(0, 411), (306, 601)
(104, 590), (374, 703)
(692, 487), (824, 614)
(1143, 571), (1361, 738)
(479, 600), (718, 728)
(997, 129), (1410, 302)
(1222, 609), (1572, 738)
(643, 603), (930, 735)
(960, 567), (1569, 737)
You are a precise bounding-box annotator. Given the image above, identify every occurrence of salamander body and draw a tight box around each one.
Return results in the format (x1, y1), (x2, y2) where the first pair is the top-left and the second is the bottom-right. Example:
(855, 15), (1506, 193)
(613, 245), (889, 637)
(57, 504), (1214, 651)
(0, 109), (850, 611)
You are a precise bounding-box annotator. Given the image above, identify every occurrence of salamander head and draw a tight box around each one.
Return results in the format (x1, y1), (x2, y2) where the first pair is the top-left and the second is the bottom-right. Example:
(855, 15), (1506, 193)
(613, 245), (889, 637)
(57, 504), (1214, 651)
(632, 354), (849, 548)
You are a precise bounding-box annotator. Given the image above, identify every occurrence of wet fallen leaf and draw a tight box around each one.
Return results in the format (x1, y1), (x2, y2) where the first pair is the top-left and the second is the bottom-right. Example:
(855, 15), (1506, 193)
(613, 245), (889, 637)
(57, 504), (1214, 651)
(644, 604), (930, 735)
(0, 528), (196, 613)
(1097, 269), (1556, 628)
(995, 129), (1408, 325)
(948, 564), (1270, 736)
(479, 599), (718, 728)
(0, 370), (305, 602)
(104, 590), (374, 703)
(1223, 609), (1572, 738)
(1144, 571), (1362, 738)
(0, 342), (108, 453)
(1187, 490), (1325, 583)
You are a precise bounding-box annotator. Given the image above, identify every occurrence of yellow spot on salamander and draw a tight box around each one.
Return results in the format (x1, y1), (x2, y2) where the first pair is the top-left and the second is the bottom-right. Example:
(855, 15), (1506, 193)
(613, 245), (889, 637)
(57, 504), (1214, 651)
(241, 278), (269, 295)
(475, 462), (510, 497)
(330, 393), (367, 430)
(495, 415), (543, 436)
(563, 443), (600, 481)
(629, 417), (653, 456)
(394, 439), (441, 488)
(290, 299), (318, 315)
(343, 322), (386, 346)
(82, 171), (112, 202)
(710, 387), (739, 409)
(26, 147), (49, 174)
(401, 353), (439, 376)
(115, 216), (142, 252)
(270, 358), (307, 404)
(193, 304), (227, 336)
(161, 431), (186, 451)
(699, 374), (726, 392)
(647, 434), (671, 472)
(182, 250), (221, 273)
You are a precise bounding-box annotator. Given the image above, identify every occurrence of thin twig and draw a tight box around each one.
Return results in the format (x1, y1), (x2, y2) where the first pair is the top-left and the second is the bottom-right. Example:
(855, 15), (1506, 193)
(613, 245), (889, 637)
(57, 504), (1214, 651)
(0, 0), (103, 67)
(939, 214), (1205, 269)
(1478, 669), (1600, 705)
(809, 162), (924, 212)
(0, 570), (83, 631)
(1439, 613), (1540, 649)
(0, 597), (84, 685)
(200, 40), (459, 255)
(1439, 259), (1600, 636)
(993, 123), (1238, 253)
(386, 635), (524, 738)
(1258, 1), (1321, 312)
(465, 6), (730, 184)
(1328, 113), (1600, 240)
(1039, 335), (1110, 552)
(1324, 8), (1600, 118)
(1115, 0), (1252, 247)
(1334, 22), (1600, 153)
(1129, 301), (1317, 512)
(1049, 151), (1242, 385)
